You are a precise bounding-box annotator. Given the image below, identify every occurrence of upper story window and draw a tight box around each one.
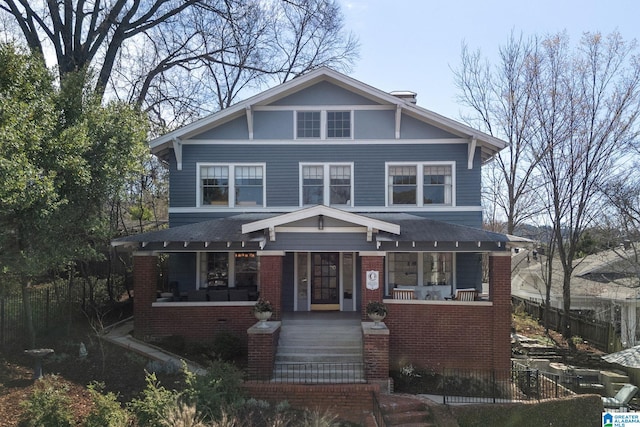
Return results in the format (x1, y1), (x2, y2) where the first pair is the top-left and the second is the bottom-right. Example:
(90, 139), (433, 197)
(301, 163), (353, 206)
(198, 163), (265, 207)
(297, 111), (321, 138)
(295, 110), (352, 139)
(387, 162), (454, 207)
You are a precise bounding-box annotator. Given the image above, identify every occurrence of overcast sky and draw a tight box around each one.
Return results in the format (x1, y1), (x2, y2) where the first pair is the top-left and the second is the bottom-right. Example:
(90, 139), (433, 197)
(337, 0), (639, 120)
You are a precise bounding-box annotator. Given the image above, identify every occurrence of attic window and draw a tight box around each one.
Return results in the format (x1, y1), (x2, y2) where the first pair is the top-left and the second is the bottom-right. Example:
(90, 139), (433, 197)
(295, 110), (352, 139)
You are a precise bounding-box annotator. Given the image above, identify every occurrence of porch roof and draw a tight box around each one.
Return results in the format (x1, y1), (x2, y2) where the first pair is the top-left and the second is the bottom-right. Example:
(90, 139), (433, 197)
(112, 211), (528, 252)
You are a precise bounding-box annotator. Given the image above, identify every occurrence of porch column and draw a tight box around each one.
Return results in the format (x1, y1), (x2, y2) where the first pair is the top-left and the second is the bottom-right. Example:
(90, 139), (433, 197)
(258, 252), (284, 320)
(133, 252), (158, 340)
(489, 252), (511, 371)
(360, 252), (385, 321)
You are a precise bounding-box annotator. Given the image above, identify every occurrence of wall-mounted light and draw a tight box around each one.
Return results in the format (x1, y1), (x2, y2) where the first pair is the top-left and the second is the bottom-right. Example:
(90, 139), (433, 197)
(318, 215), (324, 230)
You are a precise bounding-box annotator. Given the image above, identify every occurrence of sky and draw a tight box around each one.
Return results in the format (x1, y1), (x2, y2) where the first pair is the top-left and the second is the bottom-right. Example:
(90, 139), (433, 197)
(337, 0), (639, 120)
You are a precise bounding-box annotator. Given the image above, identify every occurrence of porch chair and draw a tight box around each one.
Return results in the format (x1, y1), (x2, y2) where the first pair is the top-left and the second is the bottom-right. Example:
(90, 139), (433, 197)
(453, 288), (477, 301)
(602, 384), (638, 411)
(392, 288), (415, 300)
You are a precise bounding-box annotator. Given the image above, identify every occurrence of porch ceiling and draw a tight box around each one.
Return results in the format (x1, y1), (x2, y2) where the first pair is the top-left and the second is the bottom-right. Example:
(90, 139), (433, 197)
(112, 211), (526, 253)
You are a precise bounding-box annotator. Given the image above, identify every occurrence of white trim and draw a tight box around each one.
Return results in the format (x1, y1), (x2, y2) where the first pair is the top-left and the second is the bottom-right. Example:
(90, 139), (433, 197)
(242, 205), (400, 235)
(299, 162), (354, 207)
(256, 250), (286, 256)
(467, 138), (477, 169)
(170, 205), (484, 214)
(395, 105), (402, 139)
(359, 251), (386, 257)
(149, 67), (506, 157)
(170, 138), (469, 146)
(254, 104), (394, 112)
(196, 162), (266, 208)
(246, 106), (253, 140)
(172, 138), (183, 171)
(276, 226), (367, 233)
(385, 161), (456, 207)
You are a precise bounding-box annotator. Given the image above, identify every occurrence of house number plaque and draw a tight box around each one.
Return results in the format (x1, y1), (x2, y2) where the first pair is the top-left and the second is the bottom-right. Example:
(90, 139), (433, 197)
(366, 270), (379, 290)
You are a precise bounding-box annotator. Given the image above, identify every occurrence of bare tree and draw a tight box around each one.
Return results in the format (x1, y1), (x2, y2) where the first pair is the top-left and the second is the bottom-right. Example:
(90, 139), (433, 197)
(1, 0), (359, 129)
(530, 31), (640, 342)
(454, 32), (542, 234)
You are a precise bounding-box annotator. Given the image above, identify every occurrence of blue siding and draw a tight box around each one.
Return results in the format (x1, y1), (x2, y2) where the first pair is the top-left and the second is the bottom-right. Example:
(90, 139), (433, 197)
(253, 111), (293, 139)
(169, 253), (197, 291)
(170, 143), (480, 209)
(401, 115), (458, 139)
(271, 81), (374, 106)
(354, 110), (395, 139)
(282, 253), (295, 312)
(193, 116), (249, 140)
(456, 253), (482, 289)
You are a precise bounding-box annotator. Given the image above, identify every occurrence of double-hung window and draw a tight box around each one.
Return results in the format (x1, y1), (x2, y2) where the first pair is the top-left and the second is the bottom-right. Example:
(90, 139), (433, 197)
(295, 110), (352, 139)
(301, 163), (353, 206)
(387, 162), (454, 207)
(198, 163), (265, 207)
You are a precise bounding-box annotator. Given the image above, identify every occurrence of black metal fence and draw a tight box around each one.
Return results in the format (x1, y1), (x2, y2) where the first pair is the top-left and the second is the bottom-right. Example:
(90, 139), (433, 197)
(512, 296), (622, 352)
(393, 362), (575, 404)
(0, 281), (88, 346)
(272, 362), (366, 384)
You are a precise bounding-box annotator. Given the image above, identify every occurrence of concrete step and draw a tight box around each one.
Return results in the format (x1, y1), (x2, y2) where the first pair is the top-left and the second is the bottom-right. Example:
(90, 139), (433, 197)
(384, 411), (434, 426)
(379, 394), (435, 427)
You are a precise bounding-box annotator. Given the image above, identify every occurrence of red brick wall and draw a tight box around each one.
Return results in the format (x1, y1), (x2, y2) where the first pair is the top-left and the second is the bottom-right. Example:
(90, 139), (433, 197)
(247, 325), (280, 380)
(360, 256), (384, 320)
(149, 305), (256, 344)
(133, 254), (158, 340)
(489, 254), (512, 372)
(259, 255), (283, 320)
(243, 382), (380, 425)
(385, 253), (512, 372)
(363, 327), (389, 380)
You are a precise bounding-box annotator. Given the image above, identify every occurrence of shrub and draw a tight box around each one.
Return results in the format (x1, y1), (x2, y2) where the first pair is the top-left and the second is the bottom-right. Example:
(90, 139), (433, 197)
(182, 359), (245, 420)
(161, 401), (206, 427)
(127, 372), (178, 427)
(212, 331), (245, 362)
(19, 375), (75, 427)
(84, 382), (130, 427)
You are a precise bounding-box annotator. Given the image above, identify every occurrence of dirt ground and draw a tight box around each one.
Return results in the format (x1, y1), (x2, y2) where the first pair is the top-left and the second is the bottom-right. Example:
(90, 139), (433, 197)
(0, 323), (182, 426)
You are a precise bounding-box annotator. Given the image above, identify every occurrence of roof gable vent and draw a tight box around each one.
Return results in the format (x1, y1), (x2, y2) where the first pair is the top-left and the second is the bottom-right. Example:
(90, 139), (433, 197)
(390, 90), (417, 104)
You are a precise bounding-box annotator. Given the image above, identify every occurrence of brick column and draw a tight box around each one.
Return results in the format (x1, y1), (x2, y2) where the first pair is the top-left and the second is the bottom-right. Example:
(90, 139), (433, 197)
(258, 254), (283, 320)
(247, 322), (281, 380)
(489, 253), (512, 372)
(362, 323), (389, 385)
(360, 254), (385, 320)
(133, 253), (158, 340)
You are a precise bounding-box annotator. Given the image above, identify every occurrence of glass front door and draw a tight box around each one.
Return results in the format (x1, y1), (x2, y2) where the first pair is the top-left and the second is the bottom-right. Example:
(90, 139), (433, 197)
(311, 252), (340, 309)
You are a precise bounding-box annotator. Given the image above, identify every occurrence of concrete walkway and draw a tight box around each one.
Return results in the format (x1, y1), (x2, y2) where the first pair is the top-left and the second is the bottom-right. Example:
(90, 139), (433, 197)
(101, 317), (206, 374)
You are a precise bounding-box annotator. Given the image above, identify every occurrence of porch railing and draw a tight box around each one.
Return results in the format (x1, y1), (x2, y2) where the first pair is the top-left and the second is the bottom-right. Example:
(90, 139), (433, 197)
(272, 362), (366, 384)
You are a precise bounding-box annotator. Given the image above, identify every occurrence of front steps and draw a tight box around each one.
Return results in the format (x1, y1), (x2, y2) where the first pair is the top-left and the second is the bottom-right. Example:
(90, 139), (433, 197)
(378, 394), (436, 427)
(273, 312), (364, 383)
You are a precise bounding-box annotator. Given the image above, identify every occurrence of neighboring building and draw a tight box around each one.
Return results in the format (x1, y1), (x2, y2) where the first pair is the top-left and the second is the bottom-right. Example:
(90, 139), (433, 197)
(114, 67), (519, 376)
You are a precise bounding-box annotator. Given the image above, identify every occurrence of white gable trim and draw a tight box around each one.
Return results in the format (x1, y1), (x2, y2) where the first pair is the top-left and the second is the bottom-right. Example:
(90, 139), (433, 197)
(241, 205), (400, 238)
(149, 67), (506, 158)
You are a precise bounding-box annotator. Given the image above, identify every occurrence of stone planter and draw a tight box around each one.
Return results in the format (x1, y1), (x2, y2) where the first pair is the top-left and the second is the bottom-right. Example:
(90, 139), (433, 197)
(254, 311), (273, 328)
(367, 312), (386, 329)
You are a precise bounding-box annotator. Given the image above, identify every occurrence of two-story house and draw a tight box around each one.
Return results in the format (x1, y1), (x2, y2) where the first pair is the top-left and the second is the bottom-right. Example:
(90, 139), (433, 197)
(115, 67), (518, 376)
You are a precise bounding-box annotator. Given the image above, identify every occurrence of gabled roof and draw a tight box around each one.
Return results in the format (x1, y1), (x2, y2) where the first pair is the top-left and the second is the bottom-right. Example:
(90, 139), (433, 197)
(149, 67), (506, 162)
(241, 205), (400, 235)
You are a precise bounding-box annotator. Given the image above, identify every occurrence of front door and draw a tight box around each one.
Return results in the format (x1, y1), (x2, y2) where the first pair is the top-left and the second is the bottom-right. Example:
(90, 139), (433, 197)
(311, 252), (340, 310)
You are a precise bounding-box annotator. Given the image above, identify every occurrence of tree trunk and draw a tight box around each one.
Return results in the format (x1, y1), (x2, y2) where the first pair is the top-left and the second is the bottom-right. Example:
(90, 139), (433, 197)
(562, 269), (573, 342)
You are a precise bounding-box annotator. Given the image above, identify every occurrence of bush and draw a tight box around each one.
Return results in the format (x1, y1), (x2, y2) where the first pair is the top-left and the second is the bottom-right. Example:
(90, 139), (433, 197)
(182, 359), (245, 420)
(212, 332), (245, 362)
(19, 375), (75, 427)
(127, 372), (178, 427)
(84, 382), (130, 427)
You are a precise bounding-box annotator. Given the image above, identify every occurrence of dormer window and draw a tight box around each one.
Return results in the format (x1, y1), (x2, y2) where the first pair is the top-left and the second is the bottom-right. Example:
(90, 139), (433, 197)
(295, 110), (352, 139)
